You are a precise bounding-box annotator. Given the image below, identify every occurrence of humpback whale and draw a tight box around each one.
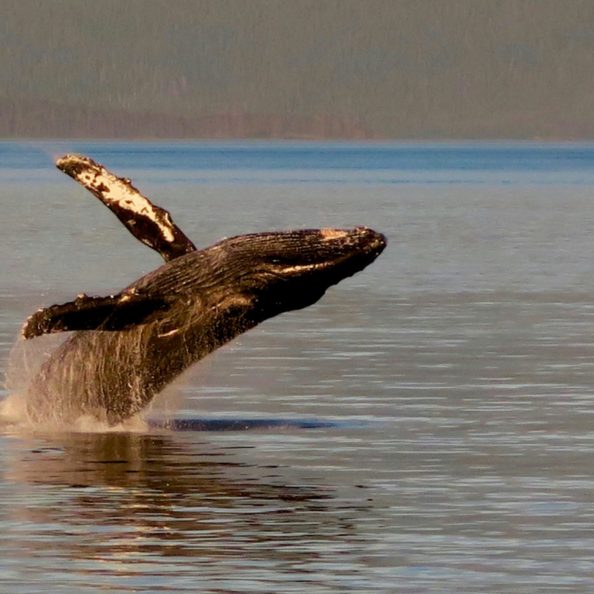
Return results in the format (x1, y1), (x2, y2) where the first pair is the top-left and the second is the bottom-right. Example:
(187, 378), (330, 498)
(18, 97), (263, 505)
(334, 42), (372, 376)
(22, 155), (387, 425)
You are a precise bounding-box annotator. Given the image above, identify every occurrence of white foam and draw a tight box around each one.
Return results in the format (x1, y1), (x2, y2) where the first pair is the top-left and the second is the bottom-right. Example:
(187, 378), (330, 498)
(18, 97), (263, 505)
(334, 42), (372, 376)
(1, 334), (155, 434)
(0, 392), (151, 434)
(0, 392), (29, 426)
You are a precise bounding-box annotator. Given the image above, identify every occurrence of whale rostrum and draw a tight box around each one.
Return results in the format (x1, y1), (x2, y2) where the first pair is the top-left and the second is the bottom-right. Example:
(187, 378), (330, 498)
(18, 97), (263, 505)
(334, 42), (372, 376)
(23, 155), (387, 425)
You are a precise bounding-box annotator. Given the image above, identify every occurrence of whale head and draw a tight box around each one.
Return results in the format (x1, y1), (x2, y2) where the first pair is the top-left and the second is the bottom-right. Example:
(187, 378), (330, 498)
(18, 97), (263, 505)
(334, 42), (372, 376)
(183, 226), (388, 319)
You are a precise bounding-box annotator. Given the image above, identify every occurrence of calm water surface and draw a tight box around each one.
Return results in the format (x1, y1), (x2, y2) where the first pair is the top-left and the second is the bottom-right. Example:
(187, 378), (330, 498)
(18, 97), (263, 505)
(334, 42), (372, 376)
(2, 141), (594, 592)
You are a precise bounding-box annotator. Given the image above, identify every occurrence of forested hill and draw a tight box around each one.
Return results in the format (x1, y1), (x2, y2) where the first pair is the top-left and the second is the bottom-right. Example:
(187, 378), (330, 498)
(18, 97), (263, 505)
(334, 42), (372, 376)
(3, 0), (594, 139)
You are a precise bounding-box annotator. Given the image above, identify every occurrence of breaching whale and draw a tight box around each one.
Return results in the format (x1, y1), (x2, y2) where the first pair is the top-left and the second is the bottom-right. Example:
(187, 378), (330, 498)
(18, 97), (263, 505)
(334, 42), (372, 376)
(22, 155), (387, 425)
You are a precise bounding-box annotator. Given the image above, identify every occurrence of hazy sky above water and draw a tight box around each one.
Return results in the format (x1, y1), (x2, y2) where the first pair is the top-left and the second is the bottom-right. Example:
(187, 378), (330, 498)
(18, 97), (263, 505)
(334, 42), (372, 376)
(3, 0), (594, 139)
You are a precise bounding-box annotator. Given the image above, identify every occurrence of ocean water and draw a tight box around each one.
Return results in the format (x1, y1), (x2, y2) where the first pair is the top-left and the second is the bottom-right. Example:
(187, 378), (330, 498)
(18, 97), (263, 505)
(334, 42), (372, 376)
(2, 141), (594, 592)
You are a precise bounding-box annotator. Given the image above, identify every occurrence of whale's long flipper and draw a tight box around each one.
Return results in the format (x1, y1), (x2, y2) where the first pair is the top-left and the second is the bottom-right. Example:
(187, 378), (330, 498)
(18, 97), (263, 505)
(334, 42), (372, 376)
(22, 291), (170, 339)
(56, 154), (196, 261)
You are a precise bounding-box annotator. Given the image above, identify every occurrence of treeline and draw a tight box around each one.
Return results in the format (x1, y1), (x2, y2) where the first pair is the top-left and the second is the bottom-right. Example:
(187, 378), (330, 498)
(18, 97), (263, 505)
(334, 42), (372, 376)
(0, 98), (373, 139)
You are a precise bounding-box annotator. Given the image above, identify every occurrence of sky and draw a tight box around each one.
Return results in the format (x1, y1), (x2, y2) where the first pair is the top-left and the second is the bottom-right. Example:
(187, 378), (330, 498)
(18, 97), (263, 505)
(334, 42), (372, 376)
(3, 0), (594, 139)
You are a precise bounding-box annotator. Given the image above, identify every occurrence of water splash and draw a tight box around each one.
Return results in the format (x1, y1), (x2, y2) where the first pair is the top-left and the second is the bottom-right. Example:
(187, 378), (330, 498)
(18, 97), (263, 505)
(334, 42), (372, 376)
(0, 333), (169, 433)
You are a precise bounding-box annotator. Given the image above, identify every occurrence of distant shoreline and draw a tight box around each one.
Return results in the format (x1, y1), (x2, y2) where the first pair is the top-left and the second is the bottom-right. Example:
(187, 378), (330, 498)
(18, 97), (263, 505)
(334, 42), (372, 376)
(4, 100), (594, 142)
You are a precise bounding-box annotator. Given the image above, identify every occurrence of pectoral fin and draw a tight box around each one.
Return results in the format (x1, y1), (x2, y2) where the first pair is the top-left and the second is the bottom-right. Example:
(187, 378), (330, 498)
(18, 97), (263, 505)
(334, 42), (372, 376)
(22, 291), (170, 340)
(56, 154), (196, 262)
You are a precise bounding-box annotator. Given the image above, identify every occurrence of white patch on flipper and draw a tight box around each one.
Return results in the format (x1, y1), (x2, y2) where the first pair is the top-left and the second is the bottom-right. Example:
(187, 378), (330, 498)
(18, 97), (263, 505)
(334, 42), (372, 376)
(89, 171), (175, 242)
(57, 155), (175, 242)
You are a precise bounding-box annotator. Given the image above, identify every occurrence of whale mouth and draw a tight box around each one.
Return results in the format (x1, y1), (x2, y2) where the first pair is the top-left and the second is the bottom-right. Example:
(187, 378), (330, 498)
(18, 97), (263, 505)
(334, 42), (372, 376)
(259, 229), (386, 289)
(268, 227), (387, 284)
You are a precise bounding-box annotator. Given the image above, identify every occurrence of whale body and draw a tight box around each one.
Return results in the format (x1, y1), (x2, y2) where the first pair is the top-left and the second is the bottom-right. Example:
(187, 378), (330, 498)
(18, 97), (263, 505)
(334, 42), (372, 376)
(22, 155), (387, 425)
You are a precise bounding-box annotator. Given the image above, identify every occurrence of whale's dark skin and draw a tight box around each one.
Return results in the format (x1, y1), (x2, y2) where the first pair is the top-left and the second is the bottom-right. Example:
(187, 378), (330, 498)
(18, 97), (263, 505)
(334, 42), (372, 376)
(23, 156), (387, 425)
